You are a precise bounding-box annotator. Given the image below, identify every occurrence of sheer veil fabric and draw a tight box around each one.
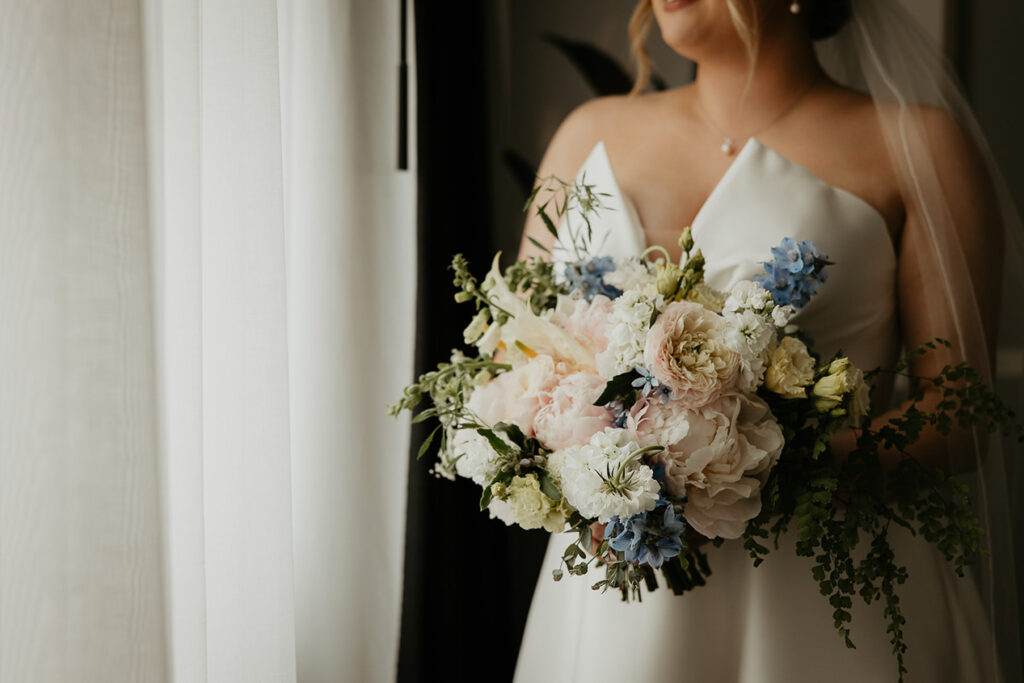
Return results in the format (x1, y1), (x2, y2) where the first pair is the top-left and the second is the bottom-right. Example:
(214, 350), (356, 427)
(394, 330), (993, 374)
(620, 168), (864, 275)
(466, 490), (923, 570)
(822, 1), (1024, 676)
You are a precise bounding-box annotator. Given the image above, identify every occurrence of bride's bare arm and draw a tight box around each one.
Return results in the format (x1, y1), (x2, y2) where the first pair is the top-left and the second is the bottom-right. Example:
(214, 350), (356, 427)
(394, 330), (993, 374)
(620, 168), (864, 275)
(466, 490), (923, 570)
(836, 109), (1003, 474)
(516, 97), (625, 261)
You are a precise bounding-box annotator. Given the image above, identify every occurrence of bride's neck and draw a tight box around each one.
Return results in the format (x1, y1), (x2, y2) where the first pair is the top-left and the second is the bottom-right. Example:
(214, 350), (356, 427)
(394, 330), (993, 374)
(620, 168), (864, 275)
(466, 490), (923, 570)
(690, 27), (824, 133)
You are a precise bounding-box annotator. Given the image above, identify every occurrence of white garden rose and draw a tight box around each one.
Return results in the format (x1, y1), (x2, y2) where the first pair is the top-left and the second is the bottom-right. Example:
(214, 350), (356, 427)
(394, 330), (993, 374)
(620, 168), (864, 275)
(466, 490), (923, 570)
(488, 473), (564, 532)
(644, 301), (741, 408)
(765, 336), (815, 399)
(656, 394), (784, 539)
(548, 428), (660, 523)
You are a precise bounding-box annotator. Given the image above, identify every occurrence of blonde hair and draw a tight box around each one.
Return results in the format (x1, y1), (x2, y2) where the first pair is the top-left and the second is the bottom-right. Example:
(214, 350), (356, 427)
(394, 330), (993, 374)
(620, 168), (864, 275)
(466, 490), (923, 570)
(629, 0), (761, 96)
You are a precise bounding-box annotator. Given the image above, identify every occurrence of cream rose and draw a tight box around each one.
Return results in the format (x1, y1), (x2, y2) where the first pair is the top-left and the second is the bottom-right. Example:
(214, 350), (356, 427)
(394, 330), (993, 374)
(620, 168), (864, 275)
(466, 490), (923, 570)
(533, 372), (613, 451)
(643, 301), (740, 408)
(765, 336), (816, 399)
(656, 394), (784, 539)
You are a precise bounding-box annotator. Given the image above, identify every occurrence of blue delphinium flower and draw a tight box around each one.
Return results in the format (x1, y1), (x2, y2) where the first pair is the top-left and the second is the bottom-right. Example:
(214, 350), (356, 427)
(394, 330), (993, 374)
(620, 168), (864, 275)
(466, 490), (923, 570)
(631, 366), (672, 403)
(606, 500), (685, 569)
(605, 399), (629, 429)
(564, 256), (623, 302)
(754, 237), (831, 309)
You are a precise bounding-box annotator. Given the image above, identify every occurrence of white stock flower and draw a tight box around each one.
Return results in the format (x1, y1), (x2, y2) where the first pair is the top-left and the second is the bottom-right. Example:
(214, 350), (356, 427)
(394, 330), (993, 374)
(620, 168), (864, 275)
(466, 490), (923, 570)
(771, 304), (797, 327)
(723, 309), (776, 393)
(603, 257), (656, 292)
(548, 428), (660, 523)
(595, 288), (664, 379)
(451, 428), (511, 486)
(765, 336), (815, 399)
(724, 280), (773, 314)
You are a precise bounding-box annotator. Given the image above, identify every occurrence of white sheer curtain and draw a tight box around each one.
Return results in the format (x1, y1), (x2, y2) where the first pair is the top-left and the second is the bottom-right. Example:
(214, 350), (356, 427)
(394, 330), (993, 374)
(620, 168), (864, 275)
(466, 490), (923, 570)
(0, 0), (415, 680)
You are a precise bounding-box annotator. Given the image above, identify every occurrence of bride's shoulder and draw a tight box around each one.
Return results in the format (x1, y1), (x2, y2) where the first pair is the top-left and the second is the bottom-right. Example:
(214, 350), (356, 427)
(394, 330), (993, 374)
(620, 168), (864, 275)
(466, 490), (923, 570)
(535, 89), (688, 182)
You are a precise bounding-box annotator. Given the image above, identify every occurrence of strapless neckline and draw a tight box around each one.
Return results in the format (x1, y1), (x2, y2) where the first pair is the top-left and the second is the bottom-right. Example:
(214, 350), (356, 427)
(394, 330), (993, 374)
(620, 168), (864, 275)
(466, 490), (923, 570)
(593, 138), (894, 258)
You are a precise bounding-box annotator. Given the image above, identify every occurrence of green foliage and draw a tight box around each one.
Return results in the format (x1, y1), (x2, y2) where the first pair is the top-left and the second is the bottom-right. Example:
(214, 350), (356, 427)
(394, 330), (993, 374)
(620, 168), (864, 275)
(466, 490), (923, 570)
(525, 174), (611, 264)
(741, 338), (1021, 682)
(388, 349), (511, 476)
(503, 256), (562, 315)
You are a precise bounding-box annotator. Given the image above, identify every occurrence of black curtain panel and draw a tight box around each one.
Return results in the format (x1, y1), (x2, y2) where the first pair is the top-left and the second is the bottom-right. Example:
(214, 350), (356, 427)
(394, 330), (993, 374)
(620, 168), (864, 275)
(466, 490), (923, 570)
(396, 5), (549, 683)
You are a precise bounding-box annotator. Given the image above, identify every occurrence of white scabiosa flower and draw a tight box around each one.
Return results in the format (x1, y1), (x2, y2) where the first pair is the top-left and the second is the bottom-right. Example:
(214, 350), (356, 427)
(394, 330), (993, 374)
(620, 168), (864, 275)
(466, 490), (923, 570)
(596, 288), (665, 379)
(603, 257), (655, 292)
(549, 428), (661, 523)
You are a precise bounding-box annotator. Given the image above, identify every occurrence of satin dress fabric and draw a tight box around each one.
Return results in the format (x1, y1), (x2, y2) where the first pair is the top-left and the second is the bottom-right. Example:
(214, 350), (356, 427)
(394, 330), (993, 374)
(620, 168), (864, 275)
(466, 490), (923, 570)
(515, 140), (998, 683)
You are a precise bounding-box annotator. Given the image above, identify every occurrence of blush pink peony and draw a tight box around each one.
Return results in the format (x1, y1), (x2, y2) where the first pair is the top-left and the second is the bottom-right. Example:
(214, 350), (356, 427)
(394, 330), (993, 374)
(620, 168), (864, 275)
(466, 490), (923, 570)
(467, 354), (564, 436)
(533, 372), (613, 451)
(643, 301), (740, 409)
(627, 396), (693, 449)
(550, 294), (613, 359)
(655, 393), (784, 539)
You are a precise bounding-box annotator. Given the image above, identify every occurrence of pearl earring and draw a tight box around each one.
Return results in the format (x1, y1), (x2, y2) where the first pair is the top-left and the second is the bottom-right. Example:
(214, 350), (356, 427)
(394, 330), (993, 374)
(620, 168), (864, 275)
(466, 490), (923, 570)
(789, 1), (801, 13)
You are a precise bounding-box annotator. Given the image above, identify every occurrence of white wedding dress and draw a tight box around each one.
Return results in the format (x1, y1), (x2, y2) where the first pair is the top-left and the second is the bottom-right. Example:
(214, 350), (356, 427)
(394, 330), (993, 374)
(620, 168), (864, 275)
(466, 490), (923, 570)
(514, 140), (999, 682)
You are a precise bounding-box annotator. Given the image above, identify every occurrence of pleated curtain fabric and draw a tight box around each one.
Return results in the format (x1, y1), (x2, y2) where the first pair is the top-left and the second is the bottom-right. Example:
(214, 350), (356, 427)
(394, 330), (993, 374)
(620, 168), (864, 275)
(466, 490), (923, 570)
(0, 0), (415, 681)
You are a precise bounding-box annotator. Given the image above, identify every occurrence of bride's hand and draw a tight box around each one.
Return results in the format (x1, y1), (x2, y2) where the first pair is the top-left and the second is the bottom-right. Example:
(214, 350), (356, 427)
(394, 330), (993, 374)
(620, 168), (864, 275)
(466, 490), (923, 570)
(589, 521), (605, 556)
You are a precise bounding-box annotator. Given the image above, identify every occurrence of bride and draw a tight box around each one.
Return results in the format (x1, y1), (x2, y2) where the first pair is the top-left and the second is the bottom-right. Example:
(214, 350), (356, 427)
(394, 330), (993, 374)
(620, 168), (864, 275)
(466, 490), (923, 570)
(514, 0), (1021, 681)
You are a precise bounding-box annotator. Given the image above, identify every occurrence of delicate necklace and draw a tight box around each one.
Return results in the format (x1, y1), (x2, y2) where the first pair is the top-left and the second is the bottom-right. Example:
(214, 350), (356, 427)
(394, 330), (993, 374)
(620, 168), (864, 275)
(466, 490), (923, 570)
(692, 75), (820, 155)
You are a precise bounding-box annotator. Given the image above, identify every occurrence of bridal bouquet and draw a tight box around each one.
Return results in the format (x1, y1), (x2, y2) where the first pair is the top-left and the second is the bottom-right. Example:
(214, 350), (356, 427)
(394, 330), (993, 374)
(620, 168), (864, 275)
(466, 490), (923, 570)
(390, 177), (1020, 680)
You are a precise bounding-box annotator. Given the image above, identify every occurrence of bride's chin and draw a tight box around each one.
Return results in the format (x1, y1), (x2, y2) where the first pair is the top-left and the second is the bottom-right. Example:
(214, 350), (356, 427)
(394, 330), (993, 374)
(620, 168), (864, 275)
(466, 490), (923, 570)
(653, 0), (727, 58)
(661, 0), (700, 10)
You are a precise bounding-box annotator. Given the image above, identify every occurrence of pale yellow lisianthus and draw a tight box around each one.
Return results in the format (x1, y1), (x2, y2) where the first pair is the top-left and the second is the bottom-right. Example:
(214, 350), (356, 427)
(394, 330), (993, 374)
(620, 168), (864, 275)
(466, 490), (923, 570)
(812, 358), (870, 425)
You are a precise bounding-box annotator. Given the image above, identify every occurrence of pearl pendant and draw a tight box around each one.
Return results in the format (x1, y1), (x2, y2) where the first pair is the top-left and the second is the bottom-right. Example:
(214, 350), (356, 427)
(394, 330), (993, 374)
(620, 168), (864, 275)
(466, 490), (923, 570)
(789, 1), (801, 13)
(721, 138), (735, 155)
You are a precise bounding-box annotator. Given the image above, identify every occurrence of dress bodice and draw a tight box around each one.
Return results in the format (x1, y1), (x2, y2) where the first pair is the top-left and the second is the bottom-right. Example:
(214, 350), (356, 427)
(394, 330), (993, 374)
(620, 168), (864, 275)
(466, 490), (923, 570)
(526, 141), (998, 683)
(555, 139), (900, 373)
